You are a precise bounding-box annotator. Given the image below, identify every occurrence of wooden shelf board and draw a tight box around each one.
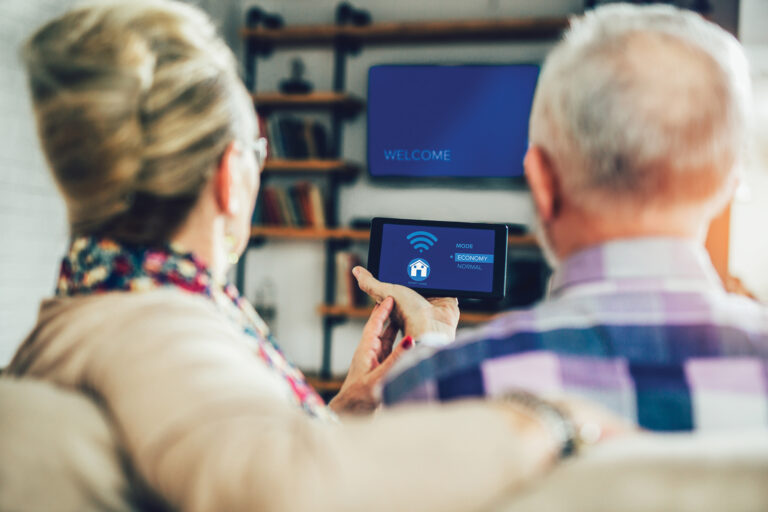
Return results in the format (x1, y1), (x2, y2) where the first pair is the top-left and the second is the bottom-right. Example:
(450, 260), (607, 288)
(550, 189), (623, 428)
(253, 91), (364, 111)
(250, 226), (537, 247)
(250, 226), (369, 241)
(317, 304), (502, 325)
(242, 17), (568, 47)
(262, 159), (360, 175)
(304, 373), (345, 392)
(508, 233), (539, 246)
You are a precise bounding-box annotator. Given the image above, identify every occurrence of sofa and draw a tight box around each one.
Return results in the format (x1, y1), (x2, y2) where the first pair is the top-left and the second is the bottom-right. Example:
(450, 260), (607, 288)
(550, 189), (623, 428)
(2, 377), (767, 512)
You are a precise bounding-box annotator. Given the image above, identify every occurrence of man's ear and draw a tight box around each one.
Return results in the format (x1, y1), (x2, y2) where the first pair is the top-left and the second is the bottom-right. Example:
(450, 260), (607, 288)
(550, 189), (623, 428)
(214, 141), (240, 216)
(524, 145), (560, 222)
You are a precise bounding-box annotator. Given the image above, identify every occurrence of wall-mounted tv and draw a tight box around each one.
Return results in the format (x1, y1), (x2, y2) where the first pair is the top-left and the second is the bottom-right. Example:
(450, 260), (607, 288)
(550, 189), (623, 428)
(367, 64), (539, 179)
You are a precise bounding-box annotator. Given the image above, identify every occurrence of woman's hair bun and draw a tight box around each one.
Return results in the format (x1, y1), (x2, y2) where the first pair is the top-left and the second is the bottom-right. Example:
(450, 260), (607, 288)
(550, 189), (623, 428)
(23, 0), (255, 244)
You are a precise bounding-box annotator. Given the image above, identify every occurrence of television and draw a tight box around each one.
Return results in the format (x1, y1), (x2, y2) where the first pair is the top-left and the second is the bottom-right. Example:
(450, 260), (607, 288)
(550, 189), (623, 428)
(367, 64), (540, 179)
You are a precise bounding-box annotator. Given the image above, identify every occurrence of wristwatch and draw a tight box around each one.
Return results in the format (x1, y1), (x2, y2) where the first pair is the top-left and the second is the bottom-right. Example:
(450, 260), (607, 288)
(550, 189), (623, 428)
(499, 390), (583, 459)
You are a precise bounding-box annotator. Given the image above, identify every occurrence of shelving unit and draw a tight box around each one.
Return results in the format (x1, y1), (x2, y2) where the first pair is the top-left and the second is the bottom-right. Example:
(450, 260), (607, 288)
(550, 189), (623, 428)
(251, 226), (537, 245)
(305, 373), (346, 393)
(253, 92), (364, 113)
(241, 17), (568, 47)
(240, 3), (563, 396)
(317, 304), (502, 325)
(250, 226), (369, 241)
(261, 158), (360, 176)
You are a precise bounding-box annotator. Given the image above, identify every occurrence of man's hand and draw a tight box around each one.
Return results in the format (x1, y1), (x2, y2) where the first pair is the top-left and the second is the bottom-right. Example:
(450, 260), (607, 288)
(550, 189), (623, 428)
(329, 297), (414, 414)
(352, 266), (459, 342)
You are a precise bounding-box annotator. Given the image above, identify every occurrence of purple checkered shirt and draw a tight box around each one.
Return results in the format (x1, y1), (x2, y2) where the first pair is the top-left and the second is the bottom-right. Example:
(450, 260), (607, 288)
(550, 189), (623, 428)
(382, 238), (768, 431)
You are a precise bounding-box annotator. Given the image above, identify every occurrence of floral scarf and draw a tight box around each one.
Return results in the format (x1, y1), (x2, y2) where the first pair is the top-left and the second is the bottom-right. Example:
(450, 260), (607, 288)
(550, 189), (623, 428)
(57, 236), (334, 421)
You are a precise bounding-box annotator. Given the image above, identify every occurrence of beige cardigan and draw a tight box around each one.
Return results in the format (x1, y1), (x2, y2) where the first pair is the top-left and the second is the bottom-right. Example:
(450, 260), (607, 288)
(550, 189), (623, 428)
(8, 288), (550, 512)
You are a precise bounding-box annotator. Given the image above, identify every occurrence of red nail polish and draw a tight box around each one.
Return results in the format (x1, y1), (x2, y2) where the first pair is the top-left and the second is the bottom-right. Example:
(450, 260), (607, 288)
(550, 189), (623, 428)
(402, 336), (413, 350)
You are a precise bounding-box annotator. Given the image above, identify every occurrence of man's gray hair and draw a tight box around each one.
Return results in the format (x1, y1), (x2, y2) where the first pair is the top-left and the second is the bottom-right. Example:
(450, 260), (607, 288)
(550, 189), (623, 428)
(530, 3), (752, 211)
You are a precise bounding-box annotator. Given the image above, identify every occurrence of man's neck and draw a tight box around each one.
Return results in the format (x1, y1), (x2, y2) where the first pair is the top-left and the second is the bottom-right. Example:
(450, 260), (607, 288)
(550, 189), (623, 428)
(549, 207), (708, 262)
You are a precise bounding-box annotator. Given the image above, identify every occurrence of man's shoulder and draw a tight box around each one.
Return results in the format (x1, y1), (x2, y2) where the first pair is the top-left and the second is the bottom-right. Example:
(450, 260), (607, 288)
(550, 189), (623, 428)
(383, 290), (768, 406)
(464, 289), (768, 344)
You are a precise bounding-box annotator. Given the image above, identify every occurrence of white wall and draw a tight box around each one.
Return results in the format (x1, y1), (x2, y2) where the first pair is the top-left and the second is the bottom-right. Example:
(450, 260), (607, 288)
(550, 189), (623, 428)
(237, 0), (581, 374)
(729, 0), (768, 299)
(0, 0), (71, 365)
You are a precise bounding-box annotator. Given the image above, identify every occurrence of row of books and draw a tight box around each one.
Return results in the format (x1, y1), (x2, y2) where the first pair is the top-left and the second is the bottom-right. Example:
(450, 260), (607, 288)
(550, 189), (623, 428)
(335, 251), (372, 308)
(256, 183), (327, 227)
(264, 116), (330, 159)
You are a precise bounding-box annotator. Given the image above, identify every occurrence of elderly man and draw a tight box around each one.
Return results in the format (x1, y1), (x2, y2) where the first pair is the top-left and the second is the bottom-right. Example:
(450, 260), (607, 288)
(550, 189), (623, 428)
(353, 3), (766, 431)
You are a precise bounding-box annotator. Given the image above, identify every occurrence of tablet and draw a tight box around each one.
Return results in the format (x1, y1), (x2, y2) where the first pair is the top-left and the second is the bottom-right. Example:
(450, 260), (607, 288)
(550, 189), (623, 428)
(367, 218), (508, 299)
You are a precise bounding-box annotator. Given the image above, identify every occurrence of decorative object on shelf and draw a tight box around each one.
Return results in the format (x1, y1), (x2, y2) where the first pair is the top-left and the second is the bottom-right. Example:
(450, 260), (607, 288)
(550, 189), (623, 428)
(279, 58), (313, 95)
(246, 7), (283, 30)
(253, 278), (278, 334)
(336, 2), (372, 27)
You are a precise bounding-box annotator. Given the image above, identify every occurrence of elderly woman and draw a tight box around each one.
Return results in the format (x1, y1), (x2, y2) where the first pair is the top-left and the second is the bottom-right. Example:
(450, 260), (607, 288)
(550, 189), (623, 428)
(6, 1), (618, 511)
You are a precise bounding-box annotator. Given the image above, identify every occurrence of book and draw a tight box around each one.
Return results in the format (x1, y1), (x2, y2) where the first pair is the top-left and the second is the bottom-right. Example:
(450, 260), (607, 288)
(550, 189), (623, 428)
(334, 251), (365, 307)
(263, 115), (330, 160)
(255, 182), (327, 228)
(280, 117), (308, 158)
(266, 117), (285, 158)
(335, 252), (352, 307)
(307, 184), (326, 228)
(290, 183), (311, 227)
(273, 187), (296, 226)
(260, 186), (282, 225)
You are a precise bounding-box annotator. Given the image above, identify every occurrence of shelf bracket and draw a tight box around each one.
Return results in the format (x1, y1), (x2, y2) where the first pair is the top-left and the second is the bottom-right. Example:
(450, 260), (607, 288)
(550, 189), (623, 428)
(334, 2), (371, 55)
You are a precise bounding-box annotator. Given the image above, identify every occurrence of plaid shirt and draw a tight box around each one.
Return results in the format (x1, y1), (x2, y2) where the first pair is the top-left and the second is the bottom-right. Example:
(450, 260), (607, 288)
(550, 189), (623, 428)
(383, 238), (768, 431)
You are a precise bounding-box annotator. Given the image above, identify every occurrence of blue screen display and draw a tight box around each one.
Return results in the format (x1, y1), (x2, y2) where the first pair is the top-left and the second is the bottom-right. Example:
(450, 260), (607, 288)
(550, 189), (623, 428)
(367, 65), (539, 177)
(378, 223), (496, 293)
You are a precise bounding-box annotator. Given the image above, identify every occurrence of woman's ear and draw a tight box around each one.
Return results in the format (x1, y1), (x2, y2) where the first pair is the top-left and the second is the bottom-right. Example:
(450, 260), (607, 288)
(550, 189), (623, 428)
(214, 141), (240, 216)
(524, 145), (560, 223)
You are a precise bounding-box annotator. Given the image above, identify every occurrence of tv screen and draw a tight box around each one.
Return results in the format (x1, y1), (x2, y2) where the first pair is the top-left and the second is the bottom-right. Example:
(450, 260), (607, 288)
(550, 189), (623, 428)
(367, 64), (539, 178)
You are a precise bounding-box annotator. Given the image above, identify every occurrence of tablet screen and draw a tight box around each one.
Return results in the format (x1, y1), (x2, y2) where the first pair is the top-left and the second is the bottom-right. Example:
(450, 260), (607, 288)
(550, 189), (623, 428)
(369, 218), (508, 298)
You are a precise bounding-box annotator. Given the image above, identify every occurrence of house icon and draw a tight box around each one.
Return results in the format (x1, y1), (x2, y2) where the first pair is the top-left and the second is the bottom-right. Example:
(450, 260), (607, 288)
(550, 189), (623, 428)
(408, 258), (430, 282)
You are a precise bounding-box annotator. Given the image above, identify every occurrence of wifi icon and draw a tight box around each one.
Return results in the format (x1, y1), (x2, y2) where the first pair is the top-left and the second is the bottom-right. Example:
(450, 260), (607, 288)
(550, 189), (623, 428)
(407, 231), (438, 253)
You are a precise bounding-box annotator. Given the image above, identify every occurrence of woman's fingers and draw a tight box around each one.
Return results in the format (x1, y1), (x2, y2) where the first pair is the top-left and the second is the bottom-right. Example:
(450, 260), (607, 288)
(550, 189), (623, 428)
(374, 335), (414, 379)
(378, 319), (400, 363)
(353, 266), (391, 303)
(362, 296), (394, 337)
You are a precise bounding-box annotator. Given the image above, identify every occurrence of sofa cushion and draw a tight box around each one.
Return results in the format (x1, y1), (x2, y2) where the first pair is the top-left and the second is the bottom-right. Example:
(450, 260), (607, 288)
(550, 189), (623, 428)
(0, 378), (136, 512)
(499, 431), (768, 512)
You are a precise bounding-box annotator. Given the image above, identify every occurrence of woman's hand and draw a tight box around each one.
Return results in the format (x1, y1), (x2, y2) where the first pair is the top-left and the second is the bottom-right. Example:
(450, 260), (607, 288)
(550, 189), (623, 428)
(352, 266), (459, 342)
(329, 297), (414, 415)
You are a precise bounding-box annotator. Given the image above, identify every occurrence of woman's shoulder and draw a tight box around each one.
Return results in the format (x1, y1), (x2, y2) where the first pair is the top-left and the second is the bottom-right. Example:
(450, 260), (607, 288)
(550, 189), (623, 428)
(41, 287), (231, 330)
(10, 288), (246, 381)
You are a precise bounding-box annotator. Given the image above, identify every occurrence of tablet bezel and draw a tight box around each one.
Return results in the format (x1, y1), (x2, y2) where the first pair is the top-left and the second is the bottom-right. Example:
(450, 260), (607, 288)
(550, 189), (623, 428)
(367, 217), (508, 300)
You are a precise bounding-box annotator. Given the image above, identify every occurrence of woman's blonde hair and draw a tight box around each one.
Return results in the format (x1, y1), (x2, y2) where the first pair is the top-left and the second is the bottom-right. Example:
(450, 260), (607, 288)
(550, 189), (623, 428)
(23, 0), (255, 244)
